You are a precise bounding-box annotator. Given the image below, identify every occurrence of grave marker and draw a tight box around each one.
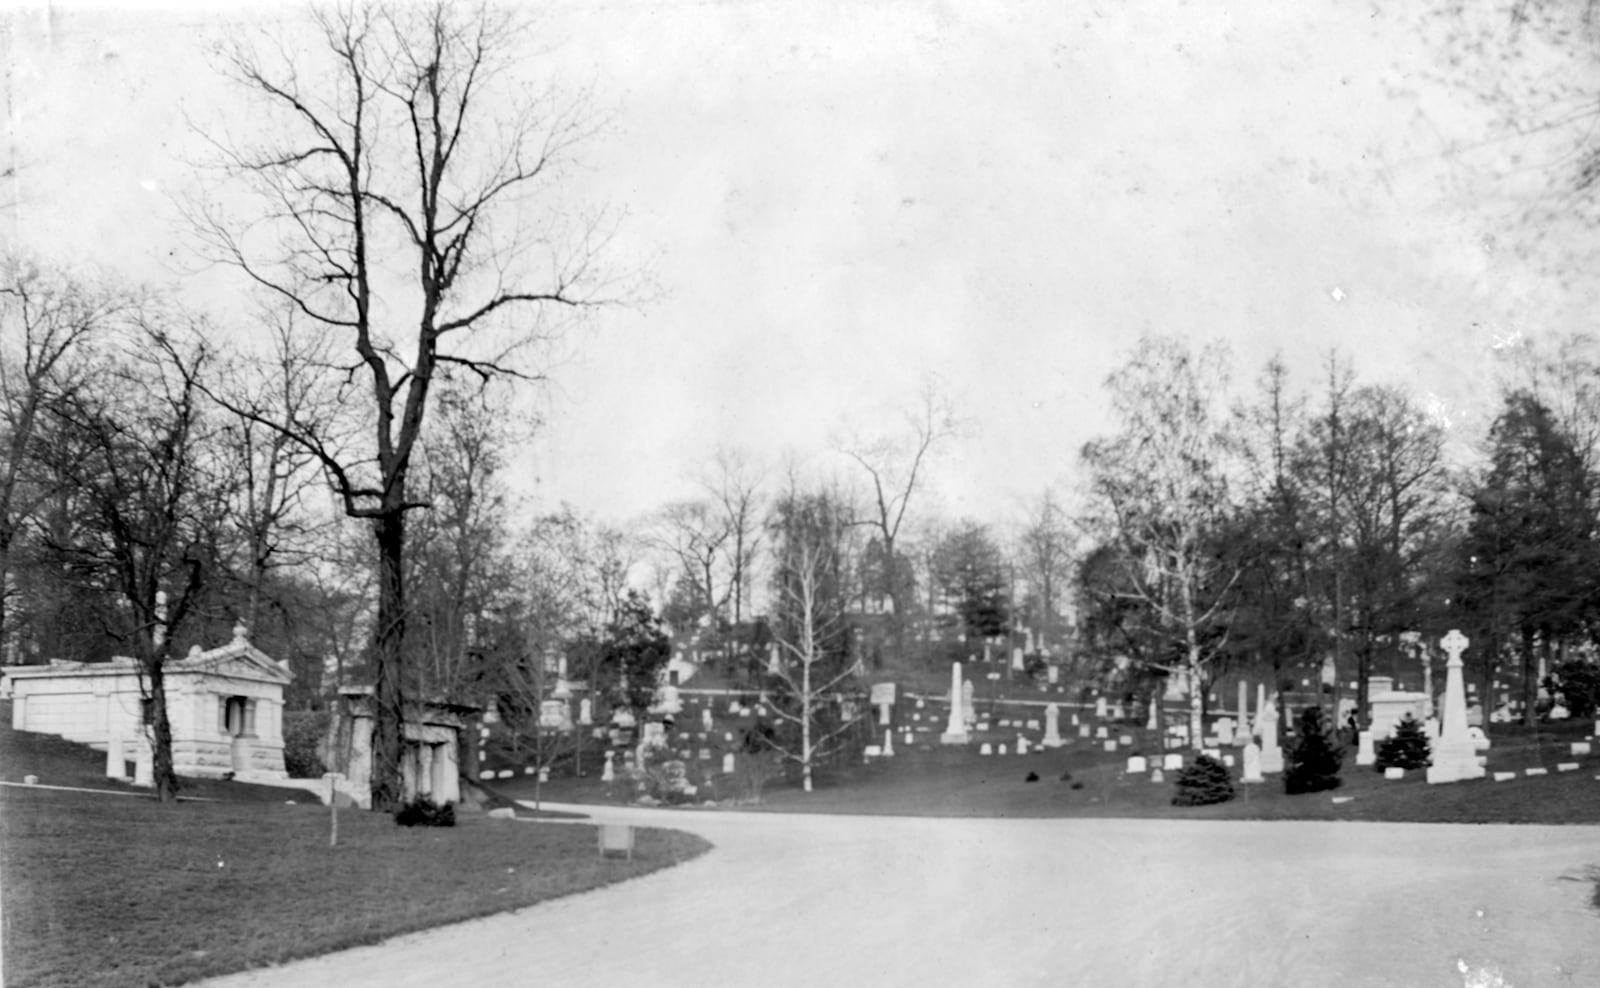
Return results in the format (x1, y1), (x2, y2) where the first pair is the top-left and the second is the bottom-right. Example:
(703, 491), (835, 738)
(1043, 704), (1063, 748)
(1241, 743), (1263, 784)
(1427, 629), (1487, 784)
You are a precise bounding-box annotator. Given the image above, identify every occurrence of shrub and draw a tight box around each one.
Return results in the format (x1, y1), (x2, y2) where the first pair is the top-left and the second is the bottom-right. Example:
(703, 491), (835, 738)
(1375, 713), (1431, 771)
(281, 710), (329, 779)
(394, 797), (455, 827)
(1284, 706), (1343, 795)
(1171, 754), (1235, 807)
(1543, 660), (1600, 720)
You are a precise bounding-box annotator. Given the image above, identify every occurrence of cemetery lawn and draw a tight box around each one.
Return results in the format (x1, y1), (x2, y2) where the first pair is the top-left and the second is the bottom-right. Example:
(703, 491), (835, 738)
(0, 725), (710, 988)
(523, 720), (1600, 825)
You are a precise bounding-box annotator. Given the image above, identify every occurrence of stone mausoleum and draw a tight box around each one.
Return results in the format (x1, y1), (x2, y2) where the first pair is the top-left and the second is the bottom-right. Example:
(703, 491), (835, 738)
(0, 622), (292, 781)
(323, 687), (479, 809)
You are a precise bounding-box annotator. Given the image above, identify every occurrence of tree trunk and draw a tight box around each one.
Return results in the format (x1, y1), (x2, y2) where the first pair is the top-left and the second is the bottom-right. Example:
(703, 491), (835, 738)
(371, 511), (408, 811)
(148, 660), (178, 803)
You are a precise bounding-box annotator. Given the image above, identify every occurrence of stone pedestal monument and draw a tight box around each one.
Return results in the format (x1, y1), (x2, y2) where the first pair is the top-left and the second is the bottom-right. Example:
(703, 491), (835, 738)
(1427, 629), (1487, 784)
(1043, 704), (1063, 748)
(940, 661), (969, 745)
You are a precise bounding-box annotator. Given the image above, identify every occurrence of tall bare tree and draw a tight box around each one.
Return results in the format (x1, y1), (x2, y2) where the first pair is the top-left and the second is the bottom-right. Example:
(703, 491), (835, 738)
(1017, 488), (1074, 655)
(649, 499), (732, 630)
(697, 446), (764, 627)
(842, 379), (956, 660)
(212, 310), (335, 635)
(37, 318), (221, 801)
(763, 480), (861, 792)
(1081, 337), (1240, 750)
(0, 257), (132, 659)
(194, 2), (613, 808)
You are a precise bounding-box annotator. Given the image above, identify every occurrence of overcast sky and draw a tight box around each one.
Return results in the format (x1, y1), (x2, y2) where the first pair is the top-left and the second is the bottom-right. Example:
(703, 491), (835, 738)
(7, 0), (1595, 534)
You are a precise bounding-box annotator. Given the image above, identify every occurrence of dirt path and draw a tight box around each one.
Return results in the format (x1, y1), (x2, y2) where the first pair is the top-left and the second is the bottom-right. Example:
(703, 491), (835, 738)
(200, 805), (1600, 987)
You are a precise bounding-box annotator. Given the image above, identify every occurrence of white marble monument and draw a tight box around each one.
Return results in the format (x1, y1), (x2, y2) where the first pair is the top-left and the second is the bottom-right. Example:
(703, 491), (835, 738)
(1426, 629), (1486, 784)
(940, 662), (969, 745)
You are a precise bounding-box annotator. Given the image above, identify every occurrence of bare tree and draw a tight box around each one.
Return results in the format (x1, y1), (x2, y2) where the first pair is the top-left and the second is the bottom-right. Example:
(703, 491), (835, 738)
(37, 318), (221, 801)
(211, 310), (337, 635)
(0, 256), (133, 659)
(193, 2), (615, 809)
(697, 446), (764, 627)
(649, 499), (732, 630)
(1081, 337), (1240, 751)
(1017, 488), (1074, 655)
(842, 379), (956, 660)
(762, 479), (862, 792)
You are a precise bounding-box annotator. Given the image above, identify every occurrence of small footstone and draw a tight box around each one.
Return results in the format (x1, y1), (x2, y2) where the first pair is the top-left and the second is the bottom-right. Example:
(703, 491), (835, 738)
(1384, 767), (1404, 780)
(1558, 762), (1580, 772)
(1493, 772), (1516, 782)
(1525, 767), (1549, 777)
(1331, 796), (1353, 804)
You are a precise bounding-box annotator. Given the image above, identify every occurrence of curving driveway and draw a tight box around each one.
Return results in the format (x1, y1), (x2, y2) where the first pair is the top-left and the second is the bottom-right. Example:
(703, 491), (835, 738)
(202, 805), (1600, 987)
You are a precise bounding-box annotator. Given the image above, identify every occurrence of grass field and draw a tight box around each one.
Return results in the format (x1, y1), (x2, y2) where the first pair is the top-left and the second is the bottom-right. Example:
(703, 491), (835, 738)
(0, 718), (710, 988)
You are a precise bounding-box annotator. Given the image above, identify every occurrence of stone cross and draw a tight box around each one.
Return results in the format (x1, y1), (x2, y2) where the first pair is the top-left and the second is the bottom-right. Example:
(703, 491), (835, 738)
(1428, 629), (1485, 784)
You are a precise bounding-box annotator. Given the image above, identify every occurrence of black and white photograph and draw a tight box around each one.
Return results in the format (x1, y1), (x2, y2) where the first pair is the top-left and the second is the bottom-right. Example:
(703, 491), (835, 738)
(2, 1), (1599, 985)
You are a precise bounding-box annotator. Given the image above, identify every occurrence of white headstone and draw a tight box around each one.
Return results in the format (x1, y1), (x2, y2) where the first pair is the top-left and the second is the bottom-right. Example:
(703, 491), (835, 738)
(723, 752), (735, 774)
(1384, 767), (1405, 780)
(1078, 724), (1091, 738)
(1012, 646), (1025, 671)
(1094, 696), (1108, 719)
(1095, 726), (1109, 739)
(601, 751), (616, 782)
(701, 707), (713, 732)
(1241, 742), (1263, 783)
(883, 729), (895, 757)
(1017, 736), (1030, 755)
(980, 743), (993, 756)
(1126, 755), (1148, 774)
(1162, 753), (1184, 771)
(1102, 740), (1117, 752)
(1047, 664), (1059, 685)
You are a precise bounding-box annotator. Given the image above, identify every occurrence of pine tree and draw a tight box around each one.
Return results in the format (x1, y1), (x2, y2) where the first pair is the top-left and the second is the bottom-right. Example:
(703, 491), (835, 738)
(1171, 754), (1236, 806)
(1374, 712), (1432, 771)
(1284, 706), (1343, 794)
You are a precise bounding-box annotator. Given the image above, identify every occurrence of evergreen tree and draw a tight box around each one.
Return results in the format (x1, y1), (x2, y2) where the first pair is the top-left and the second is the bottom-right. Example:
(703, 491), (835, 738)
(1171, 754), (1236, 806)
(1284, 706), (1343, 794)
(1374, 712), (1432, 771)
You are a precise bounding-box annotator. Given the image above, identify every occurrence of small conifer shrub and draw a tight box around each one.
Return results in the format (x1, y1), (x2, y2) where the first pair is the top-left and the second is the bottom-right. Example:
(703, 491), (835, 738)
(1284, 706), (1343, 795)
(1375, 713), (1432, 771)
(394, 796), (456, 827)
(1171, 754), (1235, 807)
